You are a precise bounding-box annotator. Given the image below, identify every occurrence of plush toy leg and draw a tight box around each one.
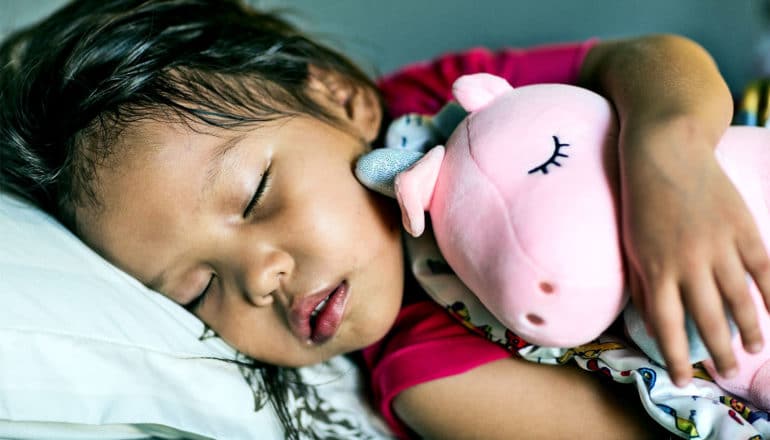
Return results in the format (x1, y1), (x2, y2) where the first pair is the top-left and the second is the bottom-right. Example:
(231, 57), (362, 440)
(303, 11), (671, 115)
(701, 283), (770, 409)
(702, 127), (770, 410)
(748, 348), (770, 410)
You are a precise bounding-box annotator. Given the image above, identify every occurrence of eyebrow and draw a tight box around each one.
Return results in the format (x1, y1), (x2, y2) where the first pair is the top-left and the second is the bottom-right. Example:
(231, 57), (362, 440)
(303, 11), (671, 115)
(203, 133), (249, 198)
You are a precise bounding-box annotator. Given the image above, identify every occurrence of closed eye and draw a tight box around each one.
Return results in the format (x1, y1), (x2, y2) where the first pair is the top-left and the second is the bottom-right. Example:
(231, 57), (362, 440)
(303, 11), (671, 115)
(403, 114), (424, 126)
(186, 274), (214, 311)
(528, 136), (570, 175)
(243, 163), (272, 218)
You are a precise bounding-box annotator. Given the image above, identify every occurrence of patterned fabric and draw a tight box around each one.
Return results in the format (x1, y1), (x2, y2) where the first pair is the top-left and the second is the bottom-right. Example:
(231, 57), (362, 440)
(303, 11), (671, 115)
(407, 226), (770, 440)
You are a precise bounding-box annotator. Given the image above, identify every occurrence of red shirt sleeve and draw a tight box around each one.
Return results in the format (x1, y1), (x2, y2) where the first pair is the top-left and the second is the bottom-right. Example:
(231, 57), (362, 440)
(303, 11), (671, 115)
(361, 300), (511, 439)
(377, 39), (598, 119)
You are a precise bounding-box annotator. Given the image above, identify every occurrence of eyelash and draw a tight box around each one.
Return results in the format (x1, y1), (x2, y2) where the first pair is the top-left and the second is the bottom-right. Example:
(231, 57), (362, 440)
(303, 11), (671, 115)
(243, 164), (272, 218)
(186, 274), (215, 311)
(527, 136), (570, 175)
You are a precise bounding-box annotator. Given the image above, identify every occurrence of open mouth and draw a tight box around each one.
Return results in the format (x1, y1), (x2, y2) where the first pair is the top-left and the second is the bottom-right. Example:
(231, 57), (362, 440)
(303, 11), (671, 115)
(309, 281), (348, 344)
(290, 281), (349, 345)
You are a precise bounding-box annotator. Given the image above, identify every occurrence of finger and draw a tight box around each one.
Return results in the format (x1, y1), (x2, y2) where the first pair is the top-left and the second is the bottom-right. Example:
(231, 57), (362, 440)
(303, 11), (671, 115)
(716, 254), (763, 354)
(647, 280), (692, 387)
(739, 234), (770, 314)
(682, 275), (738, 380)
(628, 270), (651, 335)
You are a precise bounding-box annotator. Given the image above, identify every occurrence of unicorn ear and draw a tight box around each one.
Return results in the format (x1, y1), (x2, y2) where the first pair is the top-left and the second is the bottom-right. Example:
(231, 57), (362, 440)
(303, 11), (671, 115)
(452, 73), (513, 112)
(394, 145), (446, 236)
(355, 148), (425, 198)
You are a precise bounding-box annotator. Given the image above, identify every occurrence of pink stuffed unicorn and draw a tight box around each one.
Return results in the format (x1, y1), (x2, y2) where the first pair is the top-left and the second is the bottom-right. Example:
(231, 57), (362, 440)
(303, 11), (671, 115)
(356, 73), (770, 409)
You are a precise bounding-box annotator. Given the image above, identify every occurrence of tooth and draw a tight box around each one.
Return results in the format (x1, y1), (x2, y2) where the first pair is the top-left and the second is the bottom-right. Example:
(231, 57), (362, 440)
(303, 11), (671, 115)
(311, 296), (330, 319)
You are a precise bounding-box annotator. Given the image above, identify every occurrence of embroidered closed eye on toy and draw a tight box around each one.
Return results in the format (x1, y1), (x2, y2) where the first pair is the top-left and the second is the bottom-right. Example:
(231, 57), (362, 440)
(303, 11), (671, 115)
(356, 73), (770, 411)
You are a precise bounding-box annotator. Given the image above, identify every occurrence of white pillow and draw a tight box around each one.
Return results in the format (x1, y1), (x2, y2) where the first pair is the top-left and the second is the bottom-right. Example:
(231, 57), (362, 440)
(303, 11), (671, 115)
(0, 192), (392, 439)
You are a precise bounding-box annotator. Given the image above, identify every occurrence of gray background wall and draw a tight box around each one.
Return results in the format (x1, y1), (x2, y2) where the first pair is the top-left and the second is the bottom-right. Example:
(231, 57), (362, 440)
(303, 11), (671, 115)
(2, 0), (768, 95)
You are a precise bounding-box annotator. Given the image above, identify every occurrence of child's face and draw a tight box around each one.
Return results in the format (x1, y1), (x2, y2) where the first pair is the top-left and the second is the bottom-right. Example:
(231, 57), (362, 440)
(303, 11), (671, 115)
(76, 109), (405, 367)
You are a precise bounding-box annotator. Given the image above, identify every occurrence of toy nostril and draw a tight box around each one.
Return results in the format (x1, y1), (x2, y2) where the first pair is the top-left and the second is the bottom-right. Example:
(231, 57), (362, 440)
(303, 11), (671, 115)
(526, 313), (544, 326)
(539, 281), (555, 294)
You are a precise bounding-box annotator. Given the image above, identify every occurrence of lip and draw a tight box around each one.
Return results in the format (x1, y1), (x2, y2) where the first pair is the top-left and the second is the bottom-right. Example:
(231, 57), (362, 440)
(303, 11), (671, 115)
(289, 281), (349, 344)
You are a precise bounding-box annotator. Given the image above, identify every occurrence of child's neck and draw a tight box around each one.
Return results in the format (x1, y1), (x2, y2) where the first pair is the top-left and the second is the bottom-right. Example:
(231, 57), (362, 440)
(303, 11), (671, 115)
(400, 261), (428, 306)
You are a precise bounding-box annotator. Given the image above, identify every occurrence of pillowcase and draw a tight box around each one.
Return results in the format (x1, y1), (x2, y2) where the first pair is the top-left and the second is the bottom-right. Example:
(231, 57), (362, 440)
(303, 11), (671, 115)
(0, 193), (392, 439)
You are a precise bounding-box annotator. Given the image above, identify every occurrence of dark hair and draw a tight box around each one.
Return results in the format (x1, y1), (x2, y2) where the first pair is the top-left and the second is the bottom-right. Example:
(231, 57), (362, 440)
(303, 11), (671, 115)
(0, 0), (377, 229)
(0, 1), (378, 437)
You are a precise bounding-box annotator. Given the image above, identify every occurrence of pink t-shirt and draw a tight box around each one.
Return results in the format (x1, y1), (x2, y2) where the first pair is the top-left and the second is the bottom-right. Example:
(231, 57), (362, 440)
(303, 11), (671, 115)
(362, 39), (598, 439)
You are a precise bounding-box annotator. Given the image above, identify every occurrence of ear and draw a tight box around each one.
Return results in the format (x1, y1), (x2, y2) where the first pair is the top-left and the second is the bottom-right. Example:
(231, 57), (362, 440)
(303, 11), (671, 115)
(394, 145), (445, 236)
(308, 65), (382, 142)
(452, 73), (513, 112)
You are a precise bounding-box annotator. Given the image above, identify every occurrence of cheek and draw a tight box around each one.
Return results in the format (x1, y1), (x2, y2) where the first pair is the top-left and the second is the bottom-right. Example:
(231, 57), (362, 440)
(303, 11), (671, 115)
(340, 185), (401, 267)
(205, 304), (302, 364)
(347, 190), (404, 299)
(300, 173), (398, 248)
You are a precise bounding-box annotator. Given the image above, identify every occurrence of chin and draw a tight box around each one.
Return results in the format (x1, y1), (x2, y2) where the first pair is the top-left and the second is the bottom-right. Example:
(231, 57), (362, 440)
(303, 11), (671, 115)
(346, 296), (402, 352)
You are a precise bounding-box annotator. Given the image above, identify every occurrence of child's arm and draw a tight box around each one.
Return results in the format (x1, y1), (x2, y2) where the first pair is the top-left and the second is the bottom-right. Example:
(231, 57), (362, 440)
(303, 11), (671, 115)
(579, 34), (770, 386)
(394, 357), (668, 439)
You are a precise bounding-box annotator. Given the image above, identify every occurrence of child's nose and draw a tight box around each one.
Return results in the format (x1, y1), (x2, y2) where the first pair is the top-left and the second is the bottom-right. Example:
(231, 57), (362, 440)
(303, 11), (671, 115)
(239, 248), (294, 305)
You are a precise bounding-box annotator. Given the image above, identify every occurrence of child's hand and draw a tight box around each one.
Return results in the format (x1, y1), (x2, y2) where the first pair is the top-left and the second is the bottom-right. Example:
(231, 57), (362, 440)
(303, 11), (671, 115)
(619, 119), (770, 387)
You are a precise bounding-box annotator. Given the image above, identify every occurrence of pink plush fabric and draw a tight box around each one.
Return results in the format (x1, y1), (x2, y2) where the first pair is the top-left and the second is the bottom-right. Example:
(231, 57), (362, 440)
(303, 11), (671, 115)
(394, 72), (770, 413)
(396, 75), (626, 347)
(697, 127), (770, 410)
(363, 41), (598, 438)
